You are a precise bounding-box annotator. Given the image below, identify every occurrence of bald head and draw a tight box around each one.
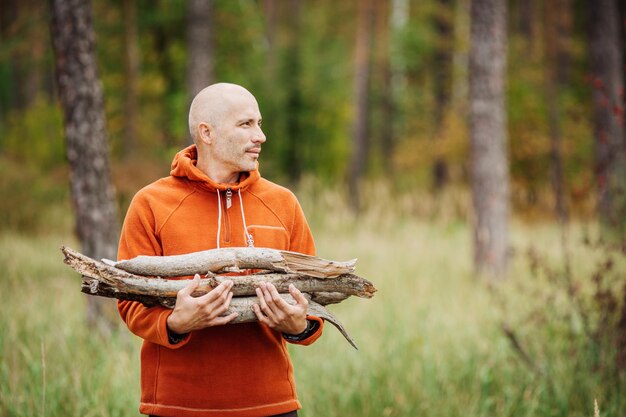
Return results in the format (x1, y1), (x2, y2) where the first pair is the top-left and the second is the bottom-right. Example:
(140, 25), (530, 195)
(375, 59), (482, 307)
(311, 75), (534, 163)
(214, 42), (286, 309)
(188, 83), (257, 143)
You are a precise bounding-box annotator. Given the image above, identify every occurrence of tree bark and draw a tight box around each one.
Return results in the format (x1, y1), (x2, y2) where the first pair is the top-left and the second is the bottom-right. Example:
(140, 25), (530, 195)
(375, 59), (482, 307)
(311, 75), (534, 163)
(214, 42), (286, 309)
(62, 246), (374, 299)
(518, 0), (533, 40)
(81, 281), (358, 349)
(283, 0), (303, 183)
(122, 0), (140, 158)
(432, 0), (454, 191)
(469, 0), (509, 279)
(50, 0), (119, 329)
(112, 246), (356, 278)
(378, 0), (395, 176)
(186, 0), (215, 146)
(545, 0), (570, 223)
(62, 246), (367, 349)
(555, 0), (572, 86)
(589, 0), (625, 227)
(349, 0), (375, 212)
(263, 0), (277, 79)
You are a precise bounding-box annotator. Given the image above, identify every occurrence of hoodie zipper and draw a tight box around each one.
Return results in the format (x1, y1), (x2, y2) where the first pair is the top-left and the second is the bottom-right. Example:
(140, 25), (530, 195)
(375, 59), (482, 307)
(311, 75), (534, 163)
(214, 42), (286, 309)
(225, 188), (232, 209)
(223, 188), (232, 244)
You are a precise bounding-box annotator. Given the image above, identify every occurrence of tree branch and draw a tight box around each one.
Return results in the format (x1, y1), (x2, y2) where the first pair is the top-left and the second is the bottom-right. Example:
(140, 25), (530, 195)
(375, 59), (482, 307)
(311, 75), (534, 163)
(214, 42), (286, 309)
(63, 245), (373, 349)
(107, 246), (357, 278)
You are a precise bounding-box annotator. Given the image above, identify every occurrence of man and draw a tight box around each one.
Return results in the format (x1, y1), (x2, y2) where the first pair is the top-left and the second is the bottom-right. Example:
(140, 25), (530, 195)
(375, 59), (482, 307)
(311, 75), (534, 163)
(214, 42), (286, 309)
(118, 83), (324, 417)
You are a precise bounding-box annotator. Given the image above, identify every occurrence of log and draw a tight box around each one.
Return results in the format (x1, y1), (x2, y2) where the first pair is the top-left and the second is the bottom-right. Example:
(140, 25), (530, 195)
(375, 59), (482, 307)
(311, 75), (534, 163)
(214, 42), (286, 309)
(80, 279), (348, 308)
(63, 246), (372, 349)
(80, 279), (357, 349)
(63, 246), (376, 298)
(107, 247), (357, 278)
(310, 292), (350, 305)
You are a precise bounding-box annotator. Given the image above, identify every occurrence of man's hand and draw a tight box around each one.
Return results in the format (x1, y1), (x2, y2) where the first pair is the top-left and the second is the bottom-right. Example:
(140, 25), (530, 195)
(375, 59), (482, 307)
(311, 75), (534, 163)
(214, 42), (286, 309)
(166, 274), (238, 335)
(252, 282), (308, 335)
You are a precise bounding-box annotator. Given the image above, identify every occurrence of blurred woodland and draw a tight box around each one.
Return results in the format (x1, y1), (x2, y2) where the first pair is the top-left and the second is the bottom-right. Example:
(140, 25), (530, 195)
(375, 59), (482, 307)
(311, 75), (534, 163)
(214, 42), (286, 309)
(1, 0), (623, 214)
(1, 2), (626, 415)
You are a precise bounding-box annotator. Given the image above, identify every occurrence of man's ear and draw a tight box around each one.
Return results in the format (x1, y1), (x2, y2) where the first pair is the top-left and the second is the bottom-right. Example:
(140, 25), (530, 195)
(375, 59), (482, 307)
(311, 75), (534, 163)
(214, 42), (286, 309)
(197, 122), (213, 145)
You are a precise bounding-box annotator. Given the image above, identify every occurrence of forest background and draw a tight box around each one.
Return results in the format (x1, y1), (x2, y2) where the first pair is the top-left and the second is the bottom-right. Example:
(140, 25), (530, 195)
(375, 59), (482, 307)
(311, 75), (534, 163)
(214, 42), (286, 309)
(1, 0), (611, 220)
(1, 0), (626, 416)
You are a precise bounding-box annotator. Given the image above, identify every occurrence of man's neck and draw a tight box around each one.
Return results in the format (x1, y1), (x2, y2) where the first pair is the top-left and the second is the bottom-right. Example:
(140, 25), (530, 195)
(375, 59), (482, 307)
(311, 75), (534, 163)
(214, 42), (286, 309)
(196, 158), (240, 184)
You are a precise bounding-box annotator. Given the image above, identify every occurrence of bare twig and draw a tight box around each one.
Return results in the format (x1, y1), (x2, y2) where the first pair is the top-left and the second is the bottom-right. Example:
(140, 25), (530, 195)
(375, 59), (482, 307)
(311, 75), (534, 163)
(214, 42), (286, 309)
(108, 246), (357, 278)
(62, 245), (372, 349)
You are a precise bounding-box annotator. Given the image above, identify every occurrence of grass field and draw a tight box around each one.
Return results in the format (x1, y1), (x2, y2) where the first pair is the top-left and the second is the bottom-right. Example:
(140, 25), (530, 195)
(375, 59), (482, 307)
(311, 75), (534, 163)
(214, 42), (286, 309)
(0, 201), (624, 416)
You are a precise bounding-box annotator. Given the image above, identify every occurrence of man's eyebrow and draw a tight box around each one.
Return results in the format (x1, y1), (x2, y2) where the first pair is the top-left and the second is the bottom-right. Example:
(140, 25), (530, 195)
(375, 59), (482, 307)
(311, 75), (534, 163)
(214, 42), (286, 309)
(236, 117), (262, 124)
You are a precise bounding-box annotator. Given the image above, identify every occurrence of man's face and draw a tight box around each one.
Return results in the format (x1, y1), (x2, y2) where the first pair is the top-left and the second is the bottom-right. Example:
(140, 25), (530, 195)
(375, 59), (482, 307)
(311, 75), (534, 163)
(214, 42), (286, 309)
(210, 94), (266, 175)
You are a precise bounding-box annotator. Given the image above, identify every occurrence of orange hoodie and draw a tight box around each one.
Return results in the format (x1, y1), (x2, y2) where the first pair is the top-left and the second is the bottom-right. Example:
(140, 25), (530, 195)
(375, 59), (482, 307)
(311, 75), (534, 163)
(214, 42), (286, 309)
(117, 145), (324, 417)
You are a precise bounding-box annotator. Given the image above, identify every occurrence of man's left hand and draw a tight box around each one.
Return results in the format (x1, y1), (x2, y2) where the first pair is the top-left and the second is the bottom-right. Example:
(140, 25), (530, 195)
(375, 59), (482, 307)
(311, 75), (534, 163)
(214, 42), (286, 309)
(252, 282), (308, 335)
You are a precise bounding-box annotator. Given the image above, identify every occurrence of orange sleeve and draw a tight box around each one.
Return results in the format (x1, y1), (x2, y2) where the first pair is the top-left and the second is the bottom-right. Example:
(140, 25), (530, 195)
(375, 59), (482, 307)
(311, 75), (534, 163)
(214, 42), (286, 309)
(286, 197), (324, 345)
(288, 197), (316, 256)
(117, 194), (191, 349)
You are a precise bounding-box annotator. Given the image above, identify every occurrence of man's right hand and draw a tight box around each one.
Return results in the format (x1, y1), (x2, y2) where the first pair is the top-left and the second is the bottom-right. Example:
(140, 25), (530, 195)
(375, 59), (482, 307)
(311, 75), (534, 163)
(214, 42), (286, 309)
(166, 274), (239, 334)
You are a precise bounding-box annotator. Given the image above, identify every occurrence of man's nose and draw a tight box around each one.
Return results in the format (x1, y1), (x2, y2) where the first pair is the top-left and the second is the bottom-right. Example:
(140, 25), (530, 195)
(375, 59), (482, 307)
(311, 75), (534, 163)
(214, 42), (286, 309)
(253, 126), (266, 144)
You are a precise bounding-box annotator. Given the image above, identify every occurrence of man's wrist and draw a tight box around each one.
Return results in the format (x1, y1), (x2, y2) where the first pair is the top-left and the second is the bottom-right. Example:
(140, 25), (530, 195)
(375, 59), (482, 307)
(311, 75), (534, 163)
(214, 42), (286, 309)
(282, 319), (318, 342)
(166, 325), (187, 345)
(166, 315), (187, 345)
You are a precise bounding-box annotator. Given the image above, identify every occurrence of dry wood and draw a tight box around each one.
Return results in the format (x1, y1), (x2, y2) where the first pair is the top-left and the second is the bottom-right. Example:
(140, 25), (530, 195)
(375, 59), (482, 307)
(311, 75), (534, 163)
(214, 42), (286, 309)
(79, 278), (357, 349)
(108, 247), (356, 278)
(63, 245), (373, 349)
(309, 292), (350, 305)
(80, 279), (348, 309)
(63, 246), (376, 298)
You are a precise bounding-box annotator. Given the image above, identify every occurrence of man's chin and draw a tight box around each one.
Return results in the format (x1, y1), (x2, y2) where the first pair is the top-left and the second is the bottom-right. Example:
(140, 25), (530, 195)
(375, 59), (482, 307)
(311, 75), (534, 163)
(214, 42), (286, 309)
(239, 161), (258, 172)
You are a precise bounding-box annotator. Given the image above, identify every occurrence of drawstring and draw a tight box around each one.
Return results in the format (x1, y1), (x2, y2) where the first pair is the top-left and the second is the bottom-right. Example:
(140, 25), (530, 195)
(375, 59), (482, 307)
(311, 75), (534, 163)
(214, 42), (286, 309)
(238, 190), (254, 247)
(215, 189), (254, 248)
(216, 191), (222, 249)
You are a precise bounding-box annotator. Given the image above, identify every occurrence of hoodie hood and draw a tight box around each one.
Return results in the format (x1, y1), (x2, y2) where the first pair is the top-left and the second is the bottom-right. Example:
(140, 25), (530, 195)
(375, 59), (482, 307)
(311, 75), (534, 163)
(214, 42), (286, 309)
(170, 145), (260, 192)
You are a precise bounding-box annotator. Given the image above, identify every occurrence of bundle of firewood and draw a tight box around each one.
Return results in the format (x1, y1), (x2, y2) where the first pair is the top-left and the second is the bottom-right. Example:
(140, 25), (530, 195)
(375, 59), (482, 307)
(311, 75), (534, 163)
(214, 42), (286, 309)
(61, 246), (377, 349)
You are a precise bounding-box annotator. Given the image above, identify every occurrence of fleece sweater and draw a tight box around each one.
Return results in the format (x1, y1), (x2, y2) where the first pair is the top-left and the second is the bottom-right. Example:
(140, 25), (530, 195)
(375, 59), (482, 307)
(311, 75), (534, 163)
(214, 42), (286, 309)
(117, 145), (324, 417)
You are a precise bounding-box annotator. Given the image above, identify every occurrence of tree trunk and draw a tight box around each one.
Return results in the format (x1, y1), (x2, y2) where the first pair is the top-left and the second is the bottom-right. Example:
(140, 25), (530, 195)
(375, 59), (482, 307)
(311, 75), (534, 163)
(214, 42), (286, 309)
(283, 0), (303, 183)
(122, 0), (139, 158)
(514, 0), (535, 54)
(3, 0), (44, 112)
(349, 0), (375, 212)
(50, 0), (119, 330)
(589, 0), (625, 227)
(263, 0), (277, 80)
(152, 0), (180, 149)
(620, 0), (626, 154)
(0, 0), (18, 131)
(469, 0), (509, 279)
(554, 0), (572, 86)
(379, 0), (395, 176)
(390, 0), (408, 100)
(432, 0), (454, 190)
(545, 0), (570, 223)
(186, 0), (215, 146)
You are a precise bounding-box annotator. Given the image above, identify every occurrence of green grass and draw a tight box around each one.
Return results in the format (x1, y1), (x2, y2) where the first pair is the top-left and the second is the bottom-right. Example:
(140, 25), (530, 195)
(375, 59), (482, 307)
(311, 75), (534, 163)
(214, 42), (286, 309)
(0, 233), (140, 417)
(0, 213), (624, 416)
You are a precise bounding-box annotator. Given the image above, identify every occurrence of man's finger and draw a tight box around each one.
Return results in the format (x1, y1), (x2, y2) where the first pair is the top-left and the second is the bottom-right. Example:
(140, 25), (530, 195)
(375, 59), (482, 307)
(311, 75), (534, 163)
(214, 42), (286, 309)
(267, 282), (291, 309)
(198, 279), (233, 302)
(180, 274), (201, 297)
(289, 284), (308, 306)
(252, 304), (270, 325)
(212, 291), (235, 315)
(256, 286), (277, 318)
(252, 303), (263, 320)
(211, 312), (239, 326)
